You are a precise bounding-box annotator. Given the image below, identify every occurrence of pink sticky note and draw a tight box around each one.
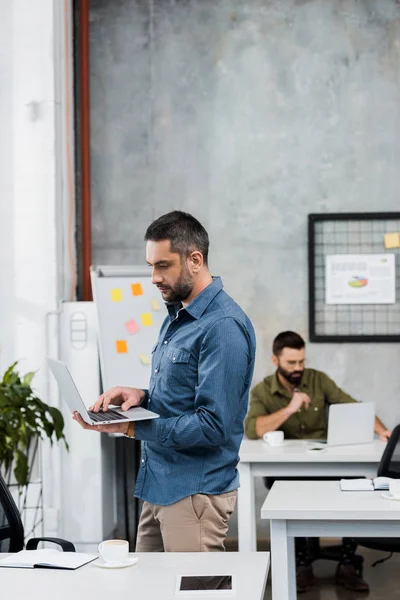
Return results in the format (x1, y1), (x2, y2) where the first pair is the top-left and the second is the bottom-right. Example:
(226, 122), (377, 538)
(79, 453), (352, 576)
(125, 319), (140, 335)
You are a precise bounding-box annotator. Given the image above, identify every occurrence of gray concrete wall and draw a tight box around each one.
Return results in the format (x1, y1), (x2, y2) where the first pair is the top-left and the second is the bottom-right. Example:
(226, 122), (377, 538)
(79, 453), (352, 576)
(89, 0), (400, 539)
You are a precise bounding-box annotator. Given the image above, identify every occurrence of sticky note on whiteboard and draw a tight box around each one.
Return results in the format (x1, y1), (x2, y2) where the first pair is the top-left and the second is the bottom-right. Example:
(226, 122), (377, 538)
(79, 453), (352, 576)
(139, 354), (150, 365)
(151, 298), (161, 311)
(141, 313), (153, 327)
(384, 233), (400, 249)
(131, 283), (143, 296)
(111, 288), (123, 302)
(125, 319), (139, 335)
(116, 340), (128, 353)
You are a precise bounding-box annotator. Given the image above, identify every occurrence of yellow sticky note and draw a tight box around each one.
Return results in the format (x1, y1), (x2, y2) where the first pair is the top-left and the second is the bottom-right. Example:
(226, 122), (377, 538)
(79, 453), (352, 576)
(116, 340), (128, 353)
(141, 313), (153, 327)
(111, 288), (123, 302)
(151, 298), (161, 311)
(384, 232), (400, 249)
(139, 354), (150, 366)
(131, 283), (143, 297)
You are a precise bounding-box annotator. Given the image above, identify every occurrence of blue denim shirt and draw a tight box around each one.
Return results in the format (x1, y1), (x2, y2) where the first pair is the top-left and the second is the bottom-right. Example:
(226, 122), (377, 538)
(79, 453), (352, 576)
(134, 277), (256, 505)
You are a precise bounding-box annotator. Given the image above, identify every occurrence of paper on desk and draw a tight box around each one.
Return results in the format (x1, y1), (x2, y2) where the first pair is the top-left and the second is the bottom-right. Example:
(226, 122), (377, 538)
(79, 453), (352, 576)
(0, 549), (97, 570)
(340, 479), (374, 491)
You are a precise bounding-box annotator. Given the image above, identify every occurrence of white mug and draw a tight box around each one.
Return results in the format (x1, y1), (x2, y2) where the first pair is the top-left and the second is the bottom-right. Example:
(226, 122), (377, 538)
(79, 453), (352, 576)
(263, 431), (284, 446)
(98, 539), (129, 563)
(389, 480), (400, 500)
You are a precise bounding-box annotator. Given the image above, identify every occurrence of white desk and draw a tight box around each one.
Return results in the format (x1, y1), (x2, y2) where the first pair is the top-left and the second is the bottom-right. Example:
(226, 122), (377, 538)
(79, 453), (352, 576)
(1, 551), (269, 600)
(237, 438), (385, 552)
(261, 480), (400, 600)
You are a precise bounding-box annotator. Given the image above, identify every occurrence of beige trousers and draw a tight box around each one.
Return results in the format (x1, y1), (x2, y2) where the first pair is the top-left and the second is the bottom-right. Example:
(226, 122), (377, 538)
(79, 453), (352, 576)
(135, 491), (237, 552)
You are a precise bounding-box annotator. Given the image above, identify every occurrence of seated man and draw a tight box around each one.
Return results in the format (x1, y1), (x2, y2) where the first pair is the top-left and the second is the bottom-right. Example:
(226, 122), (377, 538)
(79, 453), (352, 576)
(244, 331), (391, 594)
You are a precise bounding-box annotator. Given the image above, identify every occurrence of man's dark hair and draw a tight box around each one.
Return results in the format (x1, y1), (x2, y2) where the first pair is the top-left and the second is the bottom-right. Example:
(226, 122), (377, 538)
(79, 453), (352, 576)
(272, 331), (305, 356)
(144, 211), (209, 266)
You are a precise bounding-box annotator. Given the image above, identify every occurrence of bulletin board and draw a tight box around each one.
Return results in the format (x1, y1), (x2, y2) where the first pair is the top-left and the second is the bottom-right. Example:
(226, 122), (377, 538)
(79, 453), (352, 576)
(308, 213), (400, 343)
(90, 266), (167, 390)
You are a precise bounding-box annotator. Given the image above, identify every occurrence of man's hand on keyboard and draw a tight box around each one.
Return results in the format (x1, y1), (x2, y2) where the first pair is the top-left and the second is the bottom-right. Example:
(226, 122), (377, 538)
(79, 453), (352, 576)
(89, 386), (145, 413)
(72, 411), (130, 434)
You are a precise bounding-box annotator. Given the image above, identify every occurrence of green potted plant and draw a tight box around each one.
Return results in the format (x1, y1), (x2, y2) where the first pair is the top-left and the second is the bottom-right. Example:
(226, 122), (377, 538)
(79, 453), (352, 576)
(0, 361), (68, 488)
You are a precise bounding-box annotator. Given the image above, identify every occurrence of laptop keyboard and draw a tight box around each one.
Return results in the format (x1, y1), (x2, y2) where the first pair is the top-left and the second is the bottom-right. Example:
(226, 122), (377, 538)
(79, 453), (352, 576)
(88, 408), (129, 422)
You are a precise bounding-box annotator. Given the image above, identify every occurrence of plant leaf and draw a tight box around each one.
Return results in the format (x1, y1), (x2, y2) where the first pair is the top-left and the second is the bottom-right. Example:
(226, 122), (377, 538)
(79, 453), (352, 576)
(47, 406), (65, 440)
(14, 449), (29, 487)
(2, 361), (19, 384)
(22, 371), (36, 387)
(0, 363), (68, 486)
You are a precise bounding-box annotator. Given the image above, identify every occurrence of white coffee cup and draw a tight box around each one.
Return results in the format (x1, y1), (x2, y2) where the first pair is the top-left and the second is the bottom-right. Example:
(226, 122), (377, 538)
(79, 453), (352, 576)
(389, 480), (400, 500)
(98, 539), (129, 563)
(263, 431), (284, 446)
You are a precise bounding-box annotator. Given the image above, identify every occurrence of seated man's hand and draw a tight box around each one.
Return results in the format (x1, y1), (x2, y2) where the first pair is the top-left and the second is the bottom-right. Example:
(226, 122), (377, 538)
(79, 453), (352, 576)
(89, 386), (144, 413)
(379, 429), (391, 442)
(72, 411), (130, 435)
(288, 391), (311, 414)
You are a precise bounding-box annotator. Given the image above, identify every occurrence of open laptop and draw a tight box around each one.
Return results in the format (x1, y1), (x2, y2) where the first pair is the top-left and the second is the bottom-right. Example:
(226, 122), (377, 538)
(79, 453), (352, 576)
(326, 402), (375, 446)
(47, 357), (159, 426)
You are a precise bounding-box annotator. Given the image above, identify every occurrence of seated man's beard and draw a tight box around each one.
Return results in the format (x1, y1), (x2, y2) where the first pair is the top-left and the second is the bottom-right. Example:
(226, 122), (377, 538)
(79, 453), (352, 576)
(278, 366), (303, 385)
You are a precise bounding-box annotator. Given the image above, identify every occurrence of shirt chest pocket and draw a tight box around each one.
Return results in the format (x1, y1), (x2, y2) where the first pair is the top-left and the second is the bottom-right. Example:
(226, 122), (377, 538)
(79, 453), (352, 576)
(162, 346), (196, 389)
(165, 347), (191, 364)
(306, 394), (326, 425)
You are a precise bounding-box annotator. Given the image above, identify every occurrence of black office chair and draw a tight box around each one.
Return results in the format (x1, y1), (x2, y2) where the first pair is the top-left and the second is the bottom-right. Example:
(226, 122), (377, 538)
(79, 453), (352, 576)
(0, 470), (75, 553)
(355, 424), (400, 559)
(376, 423), (400, 479)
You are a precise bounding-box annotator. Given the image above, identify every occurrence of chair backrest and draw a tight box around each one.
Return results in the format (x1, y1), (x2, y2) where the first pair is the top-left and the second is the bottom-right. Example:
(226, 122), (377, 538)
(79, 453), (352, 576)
(0, 471), (24, 552)
(377, 424), (400, 479)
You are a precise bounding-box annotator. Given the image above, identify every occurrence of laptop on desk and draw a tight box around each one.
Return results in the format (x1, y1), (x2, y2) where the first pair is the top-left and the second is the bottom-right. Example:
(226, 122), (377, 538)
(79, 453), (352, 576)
(47, 357), (159, 426)
(306, 402), (375, 447)
(326, 402), (375, 446)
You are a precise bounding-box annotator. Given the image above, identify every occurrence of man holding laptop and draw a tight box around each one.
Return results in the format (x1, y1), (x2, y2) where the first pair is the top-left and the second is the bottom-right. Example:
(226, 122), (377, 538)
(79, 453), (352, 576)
(73, 211), (256, 554)
(244, 331), (391, 594)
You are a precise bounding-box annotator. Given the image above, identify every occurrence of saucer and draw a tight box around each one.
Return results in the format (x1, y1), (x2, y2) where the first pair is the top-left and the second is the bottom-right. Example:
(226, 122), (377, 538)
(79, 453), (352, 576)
(92, 557), (139, 569)
(381, 492), (400, 501)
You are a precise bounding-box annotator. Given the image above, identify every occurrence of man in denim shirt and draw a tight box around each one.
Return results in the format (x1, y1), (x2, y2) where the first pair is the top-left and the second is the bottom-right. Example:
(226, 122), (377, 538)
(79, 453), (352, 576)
(74, 211), (256, 552)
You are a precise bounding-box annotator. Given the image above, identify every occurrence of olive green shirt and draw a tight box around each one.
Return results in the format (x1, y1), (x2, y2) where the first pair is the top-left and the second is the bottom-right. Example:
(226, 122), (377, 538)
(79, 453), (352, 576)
(244, 368), (357, 441)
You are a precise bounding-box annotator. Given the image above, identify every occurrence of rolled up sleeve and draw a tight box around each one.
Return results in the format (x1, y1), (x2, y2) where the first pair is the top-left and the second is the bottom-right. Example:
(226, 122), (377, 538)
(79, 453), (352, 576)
(244, 386), (271, 439)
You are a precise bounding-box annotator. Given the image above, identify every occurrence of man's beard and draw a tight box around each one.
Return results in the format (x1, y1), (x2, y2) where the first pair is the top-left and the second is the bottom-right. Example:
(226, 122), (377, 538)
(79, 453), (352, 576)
(277, 365), (303, 385)
(159, 265), (193, 303)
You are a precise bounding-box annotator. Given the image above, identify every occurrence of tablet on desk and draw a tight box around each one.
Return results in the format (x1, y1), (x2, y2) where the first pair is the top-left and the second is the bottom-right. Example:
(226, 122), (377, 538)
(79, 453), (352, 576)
(176, 575), (236, 595)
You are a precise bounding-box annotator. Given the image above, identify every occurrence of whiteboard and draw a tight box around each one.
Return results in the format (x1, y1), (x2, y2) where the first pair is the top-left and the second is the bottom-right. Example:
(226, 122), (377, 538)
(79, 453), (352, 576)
(91, 266), (167, 391)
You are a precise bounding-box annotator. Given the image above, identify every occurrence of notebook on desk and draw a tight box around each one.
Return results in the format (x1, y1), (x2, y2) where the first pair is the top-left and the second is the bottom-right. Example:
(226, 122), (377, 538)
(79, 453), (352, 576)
(340, 477), (391, 492)
(0, 549), (97, 570)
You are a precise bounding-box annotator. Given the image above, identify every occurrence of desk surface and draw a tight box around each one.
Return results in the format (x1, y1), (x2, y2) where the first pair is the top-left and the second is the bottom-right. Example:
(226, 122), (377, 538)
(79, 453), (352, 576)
(240, 438), (385, 463)
(261, 480), (400, 520)
(1, 551), (269, 600)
